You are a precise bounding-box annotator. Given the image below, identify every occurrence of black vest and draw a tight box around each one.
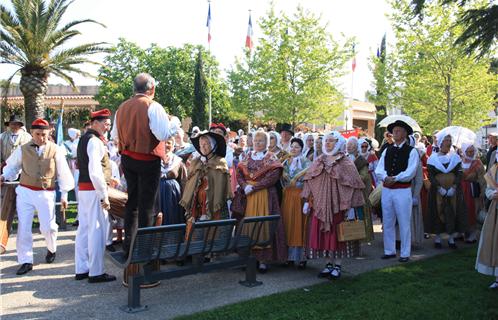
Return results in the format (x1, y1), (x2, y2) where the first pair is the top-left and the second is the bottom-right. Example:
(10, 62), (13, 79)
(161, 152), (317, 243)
(77, 129), (111, 184)
(384, 143), (413, 176)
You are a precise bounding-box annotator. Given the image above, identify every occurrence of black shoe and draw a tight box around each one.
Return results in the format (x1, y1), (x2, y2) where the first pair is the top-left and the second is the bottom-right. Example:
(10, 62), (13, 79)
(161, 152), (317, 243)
(105, 245), (116, 252)
(258, 263), (268, 274)
(399, 257), (410, 263)
(434, 242), (442, 249)
(88, 273), (117, 283)
(297, 261), (307, 270)
(72, 220), (79, 227)
(45, 250), (56, 263)
(16, 263), (33, 275)
(75, 272), (89, 280)
(330, 265), (342, 279)
(282, 261), (294, 267)
(319, 263), (334, 277)
(448, 242), (457, 249)
(381, 254), (396, 260)
(465, 239), (477, 244)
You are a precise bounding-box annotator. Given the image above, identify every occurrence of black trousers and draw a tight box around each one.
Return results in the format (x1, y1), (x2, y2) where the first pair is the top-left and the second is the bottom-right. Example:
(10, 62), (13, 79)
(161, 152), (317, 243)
(121, 154), (161, 252)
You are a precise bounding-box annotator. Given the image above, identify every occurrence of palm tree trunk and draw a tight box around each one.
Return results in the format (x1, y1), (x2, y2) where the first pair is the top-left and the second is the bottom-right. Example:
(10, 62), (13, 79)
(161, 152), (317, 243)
(20, 70), (48, 127)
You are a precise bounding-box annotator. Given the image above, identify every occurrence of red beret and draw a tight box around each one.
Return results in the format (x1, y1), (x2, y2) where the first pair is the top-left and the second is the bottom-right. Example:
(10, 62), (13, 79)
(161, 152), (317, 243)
(209, 123), (227, 135)
(31, 118), (50, 130)
(90, 109), (111, 121)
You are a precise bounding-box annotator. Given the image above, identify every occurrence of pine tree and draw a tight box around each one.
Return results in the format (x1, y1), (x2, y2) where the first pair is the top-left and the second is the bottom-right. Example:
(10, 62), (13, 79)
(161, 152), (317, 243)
(192, 50), (208, 130)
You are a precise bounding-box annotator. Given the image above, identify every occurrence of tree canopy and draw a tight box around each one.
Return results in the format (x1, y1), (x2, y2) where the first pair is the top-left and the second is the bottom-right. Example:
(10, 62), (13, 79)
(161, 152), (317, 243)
(228, 6), (353, 127)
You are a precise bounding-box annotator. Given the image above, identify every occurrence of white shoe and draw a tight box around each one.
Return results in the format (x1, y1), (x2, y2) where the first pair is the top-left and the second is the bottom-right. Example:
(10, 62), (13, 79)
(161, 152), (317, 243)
(489, 281), (498, 289)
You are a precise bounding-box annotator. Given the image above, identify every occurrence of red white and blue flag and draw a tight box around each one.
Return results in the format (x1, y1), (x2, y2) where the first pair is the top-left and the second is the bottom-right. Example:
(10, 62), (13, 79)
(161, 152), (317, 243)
(245, 13), (253, 51)
(206, 3), (212, 44)
(351, 43), (357, 72)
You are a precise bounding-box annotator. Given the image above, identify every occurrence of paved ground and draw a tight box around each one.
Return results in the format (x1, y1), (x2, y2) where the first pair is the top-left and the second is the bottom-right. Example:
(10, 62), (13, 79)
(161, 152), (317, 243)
(0, 221), (473, 320)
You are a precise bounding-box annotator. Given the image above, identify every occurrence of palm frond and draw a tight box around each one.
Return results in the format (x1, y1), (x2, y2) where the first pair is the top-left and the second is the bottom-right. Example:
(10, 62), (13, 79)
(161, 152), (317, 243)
(455, 5), (498, 57)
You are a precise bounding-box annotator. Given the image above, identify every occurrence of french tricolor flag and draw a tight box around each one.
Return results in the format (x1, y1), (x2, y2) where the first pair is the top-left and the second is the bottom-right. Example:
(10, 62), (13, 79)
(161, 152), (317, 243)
(206, 3), (212, 44)
(245, 13), (253, 51)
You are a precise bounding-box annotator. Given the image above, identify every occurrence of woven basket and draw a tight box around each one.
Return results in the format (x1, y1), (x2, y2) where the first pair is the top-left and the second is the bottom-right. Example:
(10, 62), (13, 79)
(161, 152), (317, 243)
(337, 219), (366, 242)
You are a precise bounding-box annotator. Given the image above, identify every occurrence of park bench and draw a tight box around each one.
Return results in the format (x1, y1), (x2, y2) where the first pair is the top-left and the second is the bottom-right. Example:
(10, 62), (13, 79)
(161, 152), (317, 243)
(106, 215), (280, 313)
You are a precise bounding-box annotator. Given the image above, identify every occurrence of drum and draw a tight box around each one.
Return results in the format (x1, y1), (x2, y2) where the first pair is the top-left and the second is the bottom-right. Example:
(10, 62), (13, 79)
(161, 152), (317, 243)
(108, 187), (127, 219)
(0, 184), (17, 254)
(122, 260), (161, 288)
(122, 212), (163, 288)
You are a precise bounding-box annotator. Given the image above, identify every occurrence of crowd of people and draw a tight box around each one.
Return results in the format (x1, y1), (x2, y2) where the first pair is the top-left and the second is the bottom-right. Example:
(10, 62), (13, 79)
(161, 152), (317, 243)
(1, 72), (497, 289)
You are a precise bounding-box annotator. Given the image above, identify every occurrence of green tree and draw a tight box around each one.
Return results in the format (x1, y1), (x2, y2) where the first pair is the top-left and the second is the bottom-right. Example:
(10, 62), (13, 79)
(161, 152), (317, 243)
(0, 0), (108, 125)
(96, 39), (231, 124)
(368, 34), (389, 142)
(229, 6), (353, 127)
(192, 50), (207, 129)
(411, 0), (498, 57)
(382, 0), (498, 133)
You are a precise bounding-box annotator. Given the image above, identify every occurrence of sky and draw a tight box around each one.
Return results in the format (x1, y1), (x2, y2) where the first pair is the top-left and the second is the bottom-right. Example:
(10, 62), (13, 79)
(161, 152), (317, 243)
(1, 0), (394, 101)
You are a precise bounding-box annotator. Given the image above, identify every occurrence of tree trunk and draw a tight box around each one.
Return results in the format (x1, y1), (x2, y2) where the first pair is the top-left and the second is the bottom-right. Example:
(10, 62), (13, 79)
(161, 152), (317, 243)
(445, 74), (452, 126)
(20, 69), (48, 127)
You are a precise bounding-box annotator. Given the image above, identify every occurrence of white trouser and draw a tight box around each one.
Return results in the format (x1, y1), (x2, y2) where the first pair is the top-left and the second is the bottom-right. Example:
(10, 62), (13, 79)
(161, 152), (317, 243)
(382, 187), (412, 258)
(16, 186), (57, 264)
(106, 215), (113, 246)
(75, 190), (109, 276)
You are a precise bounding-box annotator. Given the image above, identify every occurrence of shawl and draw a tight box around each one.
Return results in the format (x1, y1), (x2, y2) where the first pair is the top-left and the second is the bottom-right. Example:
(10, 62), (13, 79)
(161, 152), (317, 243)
(427, 152), (461, 173)
(238, 151), (283, 181)
(302, 153), (365, 231)
(179, 155), (232, 220)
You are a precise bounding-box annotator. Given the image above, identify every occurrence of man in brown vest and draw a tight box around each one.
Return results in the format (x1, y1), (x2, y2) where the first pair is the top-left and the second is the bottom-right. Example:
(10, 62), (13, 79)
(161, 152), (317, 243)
(111, 73), (180, 252)
(75, 109), (116, 283)
(0, 119), (74, 275)
(0, 114), (32, 253)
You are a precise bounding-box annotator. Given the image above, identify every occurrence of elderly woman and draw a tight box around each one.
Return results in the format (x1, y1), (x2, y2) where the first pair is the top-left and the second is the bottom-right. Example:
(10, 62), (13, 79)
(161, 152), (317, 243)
(232, 130), (287, 273)
(460, 142), (485, 243)
(477, 155), (498, 289)
(407, 135), (425, 249)
(313, 134), (324, 161)
(159, 137), (188, 225)
(179, 131), (232, 221)
(358, 138), (379, 188)
(269, 131), (290, 162)
(346, 136), (374, 242)
(302, 131), (365, 279)
(302, 133), (315, 161)
(281, 137), (311, 268)
(426, 134), (467, 248)
(174, 128), (195, 164)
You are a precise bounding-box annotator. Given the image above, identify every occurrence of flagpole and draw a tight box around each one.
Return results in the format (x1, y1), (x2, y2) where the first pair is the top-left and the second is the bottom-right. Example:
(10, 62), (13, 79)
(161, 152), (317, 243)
(207, 0), (212, 127)
(348, 43), (356, 131)
(247, 9), (252, 134)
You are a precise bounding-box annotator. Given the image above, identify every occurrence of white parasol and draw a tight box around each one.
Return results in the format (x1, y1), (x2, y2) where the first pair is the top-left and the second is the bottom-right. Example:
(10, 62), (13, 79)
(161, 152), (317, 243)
(436, 126), (476, 149)
(377, 115), (422, 133)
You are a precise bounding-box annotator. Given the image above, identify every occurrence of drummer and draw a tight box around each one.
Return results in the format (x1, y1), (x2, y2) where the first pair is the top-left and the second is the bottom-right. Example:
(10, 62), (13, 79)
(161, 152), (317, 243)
(74, 109), (116, 283)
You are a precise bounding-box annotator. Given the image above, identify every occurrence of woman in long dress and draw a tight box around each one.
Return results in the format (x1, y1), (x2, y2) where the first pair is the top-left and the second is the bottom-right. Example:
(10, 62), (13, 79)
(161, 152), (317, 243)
(159, 137), (187, 225)
(460, 142), (485, 243)
(302, 131), (365, 279)
(179, 131), (232, 221)
(477, 155), (498, 289)
(281, 138), (311, 268)
(408, 135), (425, 249)
(426, 134), (467, 248)
(232, 130), (287, 273)
(346, 136), (374, 242)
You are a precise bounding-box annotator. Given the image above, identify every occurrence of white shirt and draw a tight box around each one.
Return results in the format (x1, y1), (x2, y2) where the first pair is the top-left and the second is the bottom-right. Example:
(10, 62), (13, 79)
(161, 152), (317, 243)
(375, 141), (420, 183)
(110, 95), (181, 142)
(2, 144), (75, 201)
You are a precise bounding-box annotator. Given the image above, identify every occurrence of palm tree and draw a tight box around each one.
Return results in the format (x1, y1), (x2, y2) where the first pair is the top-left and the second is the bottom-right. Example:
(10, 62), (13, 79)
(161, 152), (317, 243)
(0, 0), (108, 125)
(411, 0), (497, 58)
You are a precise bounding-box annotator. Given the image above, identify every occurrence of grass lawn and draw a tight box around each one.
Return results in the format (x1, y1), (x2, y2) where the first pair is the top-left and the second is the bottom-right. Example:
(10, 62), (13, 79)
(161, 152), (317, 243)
(178, 248), (498, 320)
(11, 203), (78, 231)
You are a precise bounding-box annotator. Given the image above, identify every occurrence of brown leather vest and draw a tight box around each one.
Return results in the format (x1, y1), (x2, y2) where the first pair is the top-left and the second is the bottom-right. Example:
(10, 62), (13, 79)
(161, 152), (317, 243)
(116, 95), (159, 154)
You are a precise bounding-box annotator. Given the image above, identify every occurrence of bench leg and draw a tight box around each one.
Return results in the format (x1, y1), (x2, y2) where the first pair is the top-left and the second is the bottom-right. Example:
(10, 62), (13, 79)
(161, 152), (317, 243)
(121, 275), (148, 313)
(239, 256), (262, 287)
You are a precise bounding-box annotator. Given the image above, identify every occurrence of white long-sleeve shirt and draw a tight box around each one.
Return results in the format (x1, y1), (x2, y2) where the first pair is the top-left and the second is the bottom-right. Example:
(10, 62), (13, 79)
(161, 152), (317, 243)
(86, 137), (109, 200)
(110, 95), (181, 142)
(375, 141), (420, 183)
(2, 144), (75, 201)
